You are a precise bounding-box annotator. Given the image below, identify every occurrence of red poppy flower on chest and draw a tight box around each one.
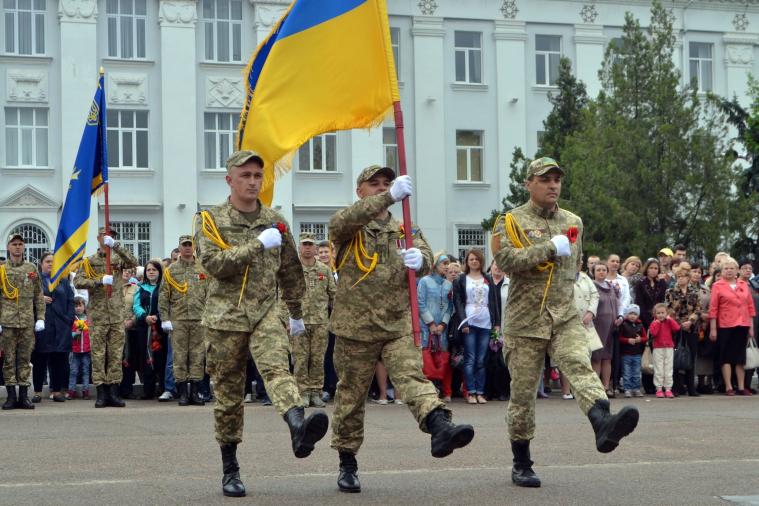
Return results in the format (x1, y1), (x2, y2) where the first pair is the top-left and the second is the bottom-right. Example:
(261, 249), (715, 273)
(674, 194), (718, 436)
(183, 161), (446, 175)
(198, 273), (207, 280)
(28, 271), (37, 280)
(318, 273), (324, 281)
(274, 222), (287, 234)
(566, 226), (579, 244)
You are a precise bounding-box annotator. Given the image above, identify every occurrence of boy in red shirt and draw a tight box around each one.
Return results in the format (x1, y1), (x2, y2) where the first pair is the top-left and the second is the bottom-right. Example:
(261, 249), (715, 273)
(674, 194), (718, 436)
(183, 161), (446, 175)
(648, 303), (681, 398)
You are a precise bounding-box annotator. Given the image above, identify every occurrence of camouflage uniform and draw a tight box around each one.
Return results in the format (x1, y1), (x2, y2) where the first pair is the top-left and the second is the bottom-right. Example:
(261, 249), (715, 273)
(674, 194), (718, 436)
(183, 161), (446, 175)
(0, 258), (44, 386)
(494, 200), (607, 441)
(329, 187), (448, 455)
(159, 250), (208, 382)
(74, 246), (138, 385)
(194, 199), (305, 444)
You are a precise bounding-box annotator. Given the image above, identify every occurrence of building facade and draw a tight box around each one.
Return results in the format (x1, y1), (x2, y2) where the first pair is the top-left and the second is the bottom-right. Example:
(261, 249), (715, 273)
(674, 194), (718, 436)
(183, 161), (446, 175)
(1, 0), (758, 265)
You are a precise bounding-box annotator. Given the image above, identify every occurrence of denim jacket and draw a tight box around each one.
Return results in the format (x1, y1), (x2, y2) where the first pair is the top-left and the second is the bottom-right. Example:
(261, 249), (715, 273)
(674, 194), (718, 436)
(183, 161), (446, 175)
(418, 273), (453, 349)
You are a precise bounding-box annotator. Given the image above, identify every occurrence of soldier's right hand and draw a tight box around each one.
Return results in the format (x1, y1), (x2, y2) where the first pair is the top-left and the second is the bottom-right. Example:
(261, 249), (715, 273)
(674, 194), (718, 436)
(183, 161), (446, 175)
(103, 235), (116, 248)
(161, 321), (173, 332)
(101, 274), (114, 286)
(257, 228), (282, 250)
(389, 175), (414, 202)
(550, 235), (571, 257)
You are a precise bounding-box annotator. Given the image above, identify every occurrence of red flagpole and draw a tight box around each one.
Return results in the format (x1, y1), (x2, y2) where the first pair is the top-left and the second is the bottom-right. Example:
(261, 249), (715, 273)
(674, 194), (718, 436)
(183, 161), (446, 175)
(393, 101), (421, 347)
(104, 181), (112, 298)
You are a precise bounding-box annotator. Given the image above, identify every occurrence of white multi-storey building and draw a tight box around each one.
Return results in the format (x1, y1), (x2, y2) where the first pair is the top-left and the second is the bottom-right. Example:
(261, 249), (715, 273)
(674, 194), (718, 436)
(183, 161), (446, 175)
(1, 0), (757, 264)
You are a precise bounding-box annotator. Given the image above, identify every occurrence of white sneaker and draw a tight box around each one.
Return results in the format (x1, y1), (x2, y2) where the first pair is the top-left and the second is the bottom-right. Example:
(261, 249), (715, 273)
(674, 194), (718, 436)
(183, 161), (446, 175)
(158, 391), (174, 402)
(562, 393), (574, 400)
(244, 393), (254, 403)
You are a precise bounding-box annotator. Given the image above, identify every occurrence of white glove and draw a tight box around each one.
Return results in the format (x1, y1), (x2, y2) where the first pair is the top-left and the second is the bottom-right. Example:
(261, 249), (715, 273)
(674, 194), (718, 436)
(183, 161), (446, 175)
(551, 235), (571, 257)
(257, 228), (282, 250)
(103, 235), (115, 248)
(161, 321), (173, 332)
(35, 320), (45, 332)
(102, 274), (114, 286)
(289, 318), (306, 336)
(401, 248), (424, 271)
(0, 325), (2, 333)
(389, 175), (414, 202)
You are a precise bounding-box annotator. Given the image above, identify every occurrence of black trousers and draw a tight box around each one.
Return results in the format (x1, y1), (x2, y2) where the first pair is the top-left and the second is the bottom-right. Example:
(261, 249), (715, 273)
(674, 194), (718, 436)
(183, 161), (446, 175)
(31, 350), (48, 392)
(675, 331), (699, 395)
(32, 351), (69, 392)
(322, 332), (337, 396)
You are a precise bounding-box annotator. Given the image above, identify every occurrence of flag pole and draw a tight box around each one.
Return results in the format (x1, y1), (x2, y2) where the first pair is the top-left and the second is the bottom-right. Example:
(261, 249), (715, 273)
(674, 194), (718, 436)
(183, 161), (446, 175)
(101, 66), (112, 298)
(392, 101), (421, 347)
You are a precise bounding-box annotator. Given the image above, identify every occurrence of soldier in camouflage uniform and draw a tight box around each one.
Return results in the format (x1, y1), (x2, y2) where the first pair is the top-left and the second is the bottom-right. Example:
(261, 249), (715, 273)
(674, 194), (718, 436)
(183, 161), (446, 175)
(159, 235), (208, 406)
(329, 165), (474, 493)
(0, 233), (45, 410)
(289, 232), (335, 408)
(74, 228), (138, 408)
(194, 151), (328, 498)
(492, 157), (639, 488)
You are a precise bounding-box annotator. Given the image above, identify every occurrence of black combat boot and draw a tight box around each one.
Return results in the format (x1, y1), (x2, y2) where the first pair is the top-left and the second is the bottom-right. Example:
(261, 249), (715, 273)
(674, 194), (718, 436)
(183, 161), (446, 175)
(108, 384), (125, 407)
(425, 408), (475, 458)
(17, 386), (35, 409)
(283, 406), (328, 458)
(177, 382), (189, 406)
(511, 440), (541, 487)
(337, 451), (361, 493)
(190, 381), (205, 406)
(587, 399), (639, 453)
(220, 443), (246, 497)
(95, 384), (107, 408)
(2, 386), (17, 410)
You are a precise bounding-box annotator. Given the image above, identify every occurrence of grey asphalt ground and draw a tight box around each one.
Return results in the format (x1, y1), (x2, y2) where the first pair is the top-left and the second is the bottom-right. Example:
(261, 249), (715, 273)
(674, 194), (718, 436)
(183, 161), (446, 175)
(1, 391), (758, 506)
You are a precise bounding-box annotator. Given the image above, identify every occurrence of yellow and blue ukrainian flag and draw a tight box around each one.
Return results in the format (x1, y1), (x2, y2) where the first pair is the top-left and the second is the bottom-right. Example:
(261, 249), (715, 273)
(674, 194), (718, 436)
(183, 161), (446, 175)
(238, 0), (399, 205)
(49, 73), (108, 290)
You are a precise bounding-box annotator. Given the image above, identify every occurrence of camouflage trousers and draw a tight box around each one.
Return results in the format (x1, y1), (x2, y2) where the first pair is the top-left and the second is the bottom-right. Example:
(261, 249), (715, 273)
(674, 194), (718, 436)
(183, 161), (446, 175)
(172, 320), (205, 382)
(90, 322), (125, 385)
(504, 316), (607, 441)
(1, 326), (34, 386)
(292, 323), (328, 394)
(330, 334), (448, 454)
(206, 306), (301, 444)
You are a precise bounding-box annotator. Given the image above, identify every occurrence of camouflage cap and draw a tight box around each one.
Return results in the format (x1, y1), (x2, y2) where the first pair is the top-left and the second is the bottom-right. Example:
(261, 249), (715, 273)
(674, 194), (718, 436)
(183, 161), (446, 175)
(178, 235), (193, 245)
(356, 165), (396, 186)
(226, 150), (264, 173)
(6, 233), (23, 244)
(527, 157), (564, 178)
(299, 232), (316, 244)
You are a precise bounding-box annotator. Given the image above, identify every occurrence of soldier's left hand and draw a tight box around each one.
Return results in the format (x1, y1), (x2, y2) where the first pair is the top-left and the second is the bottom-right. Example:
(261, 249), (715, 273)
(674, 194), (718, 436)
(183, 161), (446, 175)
(34, 320), (45, 332)
(400, 248), (423, 271)
(103, 235), (116, 248)
(289, 318), (306, 336)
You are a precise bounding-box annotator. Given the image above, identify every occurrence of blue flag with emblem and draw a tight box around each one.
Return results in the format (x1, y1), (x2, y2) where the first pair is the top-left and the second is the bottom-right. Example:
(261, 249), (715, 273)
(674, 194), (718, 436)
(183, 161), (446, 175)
(49, 73), (108, 290)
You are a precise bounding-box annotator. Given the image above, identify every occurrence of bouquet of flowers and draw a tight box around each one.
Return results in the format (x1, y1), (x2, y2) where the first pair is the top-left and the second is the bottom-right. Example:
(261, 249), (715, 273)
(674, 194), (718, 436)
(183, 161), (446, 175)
(489, 327), (503, 352)
(74, 319), (88, 333)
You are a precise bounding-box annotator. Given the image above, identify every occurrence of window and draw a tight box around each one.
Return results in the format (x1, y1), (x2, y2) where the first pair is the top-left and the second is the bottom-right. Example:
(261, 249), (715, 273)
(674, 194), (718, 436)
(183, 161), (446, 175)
(299, 222), (326, 242)
(454, 31), (482, 84)
(4, 107), (48, 167)
(535, 35), (561, 86)
(8, 223), (49, 265)
(3, 0), (45, 55)
(456, 227), (485, 264)
(298, 133), (337, 172)
(390, 26), (400, 79)
(110, 221), (151, 265)
(456, 130), (483, 182)
(383, 127), (398, 172)
(689, 42), (713, 92)
(106, 0), (147, 59)
(204, 112), (236, 170)
(202, 0), (242, 63)
(106, 110), (149, 169)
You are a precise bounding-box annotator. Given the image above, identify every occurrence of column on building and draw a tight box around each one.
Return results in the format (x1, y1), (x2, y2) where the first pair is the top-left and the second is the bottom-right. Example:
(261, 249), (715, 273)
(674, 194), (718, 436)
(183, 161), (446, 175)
(410, 16), (446, 250)
(158, 0), (198, 251)
(58, 0), (99, 252)
(493, 19), (528, 202)
(723, 33), (757, 106)
(573, 23), (605, 98)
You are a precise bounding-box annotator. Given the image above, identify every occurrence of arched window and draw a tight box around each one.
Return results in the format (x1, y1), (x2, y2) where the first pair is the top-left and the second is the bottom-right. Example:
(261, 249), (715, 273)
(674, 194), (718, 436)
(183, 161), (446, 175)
(9, 223), (50, 265)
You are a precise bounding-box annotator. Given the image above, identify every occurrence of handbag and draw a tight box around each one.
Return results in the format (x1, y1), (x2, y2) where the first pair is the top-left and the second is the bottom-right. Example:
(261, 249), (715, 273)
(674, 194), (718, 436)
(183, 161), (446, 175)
(641, 345), (654, 375)
(746, 339), (759, 370)
(673, 332), (693, 371)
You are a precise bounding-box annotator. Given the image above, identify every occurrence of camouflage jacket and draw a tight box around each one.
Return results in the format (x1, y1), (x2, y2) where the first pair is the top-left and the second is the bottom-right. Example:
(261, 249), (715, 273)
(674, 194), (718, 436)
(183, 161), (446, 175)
(158, 258), (208, 322)
(74, 247), (139, 325)
(299, 260), (336, 324)
(0, 258), (45, 328)
(329, 192), (432, 341)
(194, 199), (305, 332)
(493, 201), (582, 339)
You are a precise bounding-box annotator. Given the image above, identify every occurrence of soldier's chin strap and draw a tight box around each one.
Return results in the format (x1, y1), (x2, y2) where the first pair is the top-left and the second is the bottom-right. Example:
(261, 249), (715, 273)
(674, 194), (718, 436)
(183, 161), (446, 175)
(196, 210), (249, 307)
(334, 232), (378, 288)
(0, 264), (19, 303)
(501, 213), (555, 313)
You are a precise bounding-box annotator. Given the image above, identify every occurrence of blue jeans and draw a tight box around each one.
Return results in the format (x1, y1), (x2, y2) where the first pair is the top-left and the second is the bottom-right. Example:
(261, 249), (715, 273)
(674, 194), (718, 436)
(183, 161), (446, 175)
(164, 336), (175, 393)
(622, 355), (642, 391)
(69, 352), (91, 391)
(463, 326), (490, 394)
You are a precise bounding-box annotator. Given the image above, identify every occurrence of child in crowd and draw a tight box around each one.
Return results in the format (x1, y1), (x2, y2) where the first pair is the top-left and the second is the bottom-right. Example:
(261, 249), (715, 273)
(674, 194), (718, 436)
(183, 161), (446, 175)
(648, 302), (681, 398)
(619, 304), (648, 398)
(69, 296), (92, 400)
